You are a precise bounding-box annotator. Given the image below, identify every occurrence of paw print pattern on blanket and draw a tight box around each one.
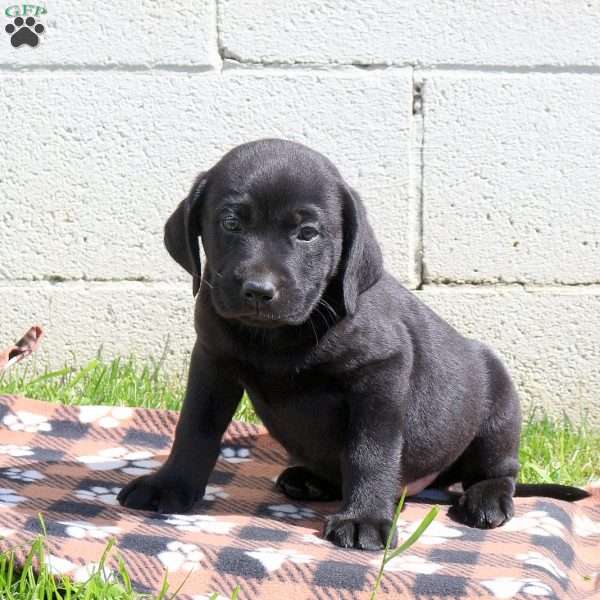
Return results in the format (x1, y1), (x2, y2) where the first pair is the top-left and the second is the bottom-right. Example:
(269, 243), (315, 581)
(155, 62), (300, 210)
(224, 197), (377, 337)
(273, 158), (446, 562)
(162, 514), (235, 535)
(244, 547), (313, 572)
(480, 577), (553, 599)
(3, 411), (51, 433)
(202, 485), (229, 501)
(573, 513), (600, 537)
(46, 555), (116, 584)
(0, 445), (34, 457)
(267, 503), (317, 520)
(396, 518), (463, 545)
(74, 485), (122, 506)
(78, 406), (133, 429)
(502, 510), (565, 537)
(76, 447), (161, 475)
(515, 552), (567, 580)
(0, 488), (26, 508)
(158, 541), (204, 572)
(59, 520), (121, 540)
(219, 445), (251, 463)
(370, 554), (442, 575)
(1, 467), (45, 483)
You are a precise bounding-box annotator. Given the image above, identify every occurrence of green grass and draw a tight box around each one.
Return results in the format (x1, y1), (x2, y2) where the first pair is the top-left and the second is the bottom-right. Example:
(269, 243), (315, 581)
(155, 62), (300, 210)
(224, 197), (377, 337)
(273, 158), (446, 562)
(0, 356), (258, 424)
(0, 518), (240, 600)
(519, 407), (599, 487)
(0, 356), (597, 598)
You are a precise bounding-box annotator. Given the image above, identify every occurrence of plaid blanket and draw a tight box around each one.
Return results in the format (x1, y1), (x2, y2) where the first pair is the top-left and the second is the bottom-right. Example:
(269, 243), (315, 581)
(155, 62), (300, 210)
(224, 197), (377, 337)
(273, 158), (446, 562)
(0, 395), (598, 599)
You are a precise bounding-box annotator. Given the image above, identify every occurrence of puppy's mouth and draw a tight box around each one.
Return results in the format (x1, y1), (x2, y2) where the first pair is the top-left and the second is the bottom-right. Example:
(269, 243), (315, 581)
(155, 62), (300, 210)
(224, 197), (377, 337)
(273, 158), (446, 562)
(236, 312), (305, 328)
(237, 316), (285, 328)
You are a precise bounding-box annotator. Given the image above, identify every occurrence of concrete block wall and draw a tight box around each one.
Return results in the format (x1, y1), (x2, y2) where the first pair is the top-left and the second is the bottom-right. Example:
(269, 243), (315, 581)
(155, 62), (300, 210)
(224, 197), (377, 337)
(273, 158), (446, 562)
(1, 2), (599, 422)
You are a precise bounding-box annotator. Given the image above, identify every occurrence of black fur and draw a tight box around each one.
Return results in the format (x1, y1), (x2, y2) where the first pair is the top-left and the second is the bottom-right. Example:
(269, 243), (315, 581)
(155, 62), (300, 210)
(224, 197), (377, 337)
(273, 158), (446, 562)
(118, 139), (589, 550)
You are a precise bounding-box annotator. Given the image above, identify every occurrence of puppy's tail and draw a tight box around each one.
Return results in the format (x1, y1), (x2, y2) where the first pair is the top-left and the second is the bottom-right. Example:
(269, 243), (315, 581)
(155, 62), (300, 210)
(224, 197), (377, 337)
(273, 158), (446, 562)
(514, 483), (590, 501)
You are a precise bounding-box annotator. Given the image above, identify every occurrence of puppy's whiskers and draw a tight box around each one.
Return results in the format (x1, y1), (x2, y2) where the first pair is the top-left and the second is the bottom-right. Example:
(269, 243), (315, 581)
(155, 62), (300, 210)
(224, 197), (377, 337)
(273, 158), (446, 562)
(308, 315), (319, 348)
(318, 298), (339, 324)
(313, 305), (331, 330)
(315, 301), (338, 328)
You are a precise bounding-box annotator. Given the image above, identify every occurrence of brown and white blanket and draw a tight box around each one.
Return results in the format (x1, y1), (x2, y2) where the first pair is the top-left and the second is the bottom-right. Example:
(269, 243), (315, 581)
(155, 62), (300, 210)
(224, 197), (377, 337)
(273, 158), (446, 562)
(0, 394), (598, 599)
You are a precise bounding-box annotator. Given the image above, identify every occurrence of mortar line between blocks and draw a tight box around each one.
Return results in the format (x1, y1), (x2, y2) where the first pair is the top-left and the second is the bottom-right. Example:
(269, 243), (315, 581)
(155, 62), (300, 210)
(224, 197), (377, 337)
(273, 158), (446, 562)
(4, 62), (600, 74)
(214, 0), (225, 71)
(2, 280), (600, 293)
(408, 69), (425, 289)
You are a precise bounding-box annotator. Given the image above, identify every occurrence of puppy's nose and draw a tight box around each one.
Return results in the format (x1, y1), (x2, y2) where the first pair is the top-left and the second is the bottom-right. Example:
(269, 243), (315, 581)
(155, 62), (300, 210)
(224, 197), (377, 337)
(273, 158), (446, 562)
(242, 279), (277, 304)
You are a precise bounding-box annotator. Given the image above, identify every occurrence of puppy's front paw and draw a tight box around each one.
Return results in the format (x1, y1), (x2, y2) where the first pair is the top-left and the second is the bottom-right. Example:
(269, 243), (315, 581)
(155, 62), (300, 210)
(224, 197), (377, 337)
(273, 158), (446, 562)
(323, 513), (397, 550)
(117, 473), (199, 513)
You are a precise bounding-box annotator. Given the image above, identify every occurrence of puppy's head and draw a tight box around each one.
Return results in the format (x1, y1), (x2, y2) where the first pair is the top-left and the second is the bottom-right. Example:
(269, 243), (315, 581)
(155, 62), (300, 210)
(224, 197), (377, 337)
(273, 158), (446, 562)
(164, 139), (382, 327)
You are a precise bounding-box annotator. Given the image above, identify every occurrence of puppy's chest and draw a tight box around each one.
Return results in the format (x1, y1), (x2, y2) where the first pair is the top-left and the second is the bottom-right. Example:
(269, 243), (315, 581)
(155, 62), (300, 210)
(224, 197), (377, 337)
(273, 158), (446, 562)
(239, 366), (346, 463)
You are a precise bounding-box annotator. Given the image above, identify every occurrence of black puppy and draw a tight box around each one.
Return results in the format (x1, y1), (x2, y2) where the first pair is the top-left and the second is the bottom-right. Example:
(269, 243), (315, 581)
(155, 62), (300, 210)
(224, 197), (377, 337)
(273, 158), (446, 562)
(118, 139), (588, 550)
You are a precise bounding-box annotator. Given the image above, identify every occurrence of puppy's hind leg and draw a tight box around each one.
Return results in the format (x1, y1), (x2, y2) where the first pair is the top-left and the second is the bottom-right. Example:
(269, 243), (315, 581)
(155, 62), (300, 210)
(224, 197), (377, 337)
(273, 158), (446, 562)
(449, 352), (522, 529)
(276, 466), (342, 501)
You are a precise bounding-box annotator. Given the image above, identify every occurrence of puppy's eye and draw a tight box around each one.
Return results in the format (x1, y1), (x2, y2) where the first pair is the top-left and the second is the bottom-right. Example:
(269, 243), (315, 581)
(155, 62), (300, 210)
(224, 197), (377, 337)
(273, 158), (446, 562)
(297, 226), (319, 241)
(222, 217), (242, 232)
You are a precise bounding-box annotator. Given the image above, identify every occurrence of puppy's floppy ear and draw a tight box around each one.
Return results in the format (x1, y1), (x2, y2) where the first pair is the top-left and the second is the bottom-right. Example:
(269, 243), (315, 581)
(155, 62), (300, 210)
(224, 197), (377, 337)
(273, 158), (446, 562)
(164, 172), (207, 297)
(338, 183), (384, 316)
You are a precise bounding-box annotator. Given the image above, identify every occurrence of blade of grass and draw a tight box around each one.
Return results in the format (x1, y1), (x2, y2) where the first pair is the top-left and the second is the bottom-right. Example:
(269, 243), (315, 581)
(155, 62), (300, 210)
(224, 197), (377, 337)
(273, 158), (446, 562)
(27, 367), (74, 387)
(370, 488), (439, 600)
(384, 505), (439, 562)
(370, 488), (405, 600)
